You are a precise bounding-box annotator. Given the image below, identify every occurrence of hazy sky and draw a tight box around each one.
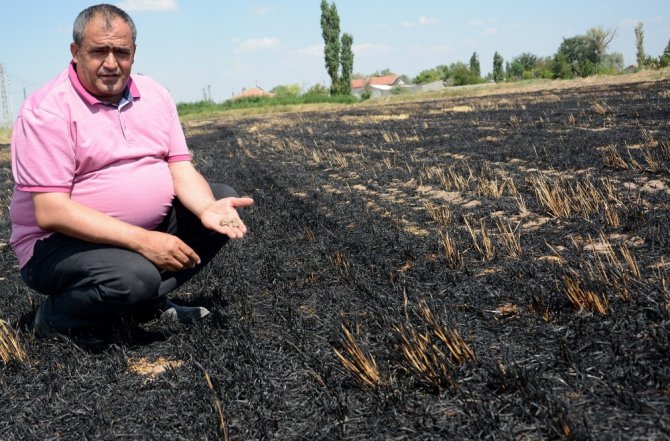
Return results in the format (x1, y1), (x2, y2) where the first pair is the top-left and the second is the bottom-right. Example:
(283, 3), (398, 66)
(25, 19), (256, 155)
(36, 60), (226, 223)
(1, 0), (669, 120)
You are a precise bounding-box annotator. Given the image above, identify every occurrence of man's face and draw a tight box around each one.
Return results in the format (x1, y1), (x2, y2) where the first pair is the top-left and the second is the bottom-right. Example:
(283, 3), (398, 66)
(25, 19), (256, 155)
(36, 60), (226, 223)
(70, 14), (136, 104)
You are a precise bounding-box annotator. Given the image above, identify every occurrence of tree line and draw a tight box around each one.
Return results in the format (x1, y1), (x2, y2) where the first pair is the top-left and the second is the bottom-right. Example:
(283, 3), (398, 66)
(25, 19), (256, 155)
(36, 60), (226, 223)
(318, 3), (669, 94)
(286, 12), (670, 99)
(185, 6), (670, 107)
(413, 24), (670, 86)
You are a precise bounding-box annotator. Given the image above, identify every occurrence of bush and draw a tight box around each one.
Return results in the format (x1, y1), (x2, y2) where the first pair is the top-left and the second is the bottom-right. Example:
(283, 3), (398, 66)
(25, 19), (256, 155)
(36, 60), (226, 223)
(579, 59), (596, 77)
(451, 62), (471, 86)
(551, 53), (574, 79)
(271, 84), (301, 98)
(413, 68), (443, 84)
(306, 83), (330, 96)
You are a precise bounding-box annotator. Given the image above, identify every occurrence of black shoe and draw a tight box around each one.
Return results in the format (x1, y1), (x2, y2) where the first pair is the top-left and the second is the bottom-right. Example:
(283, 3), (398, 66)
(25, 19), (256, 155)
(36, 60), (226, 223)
(33, 301), (59, 339)
(70, 332), (110, 352)
(34, 302), (109, 351)
(159, 299), (210, 324)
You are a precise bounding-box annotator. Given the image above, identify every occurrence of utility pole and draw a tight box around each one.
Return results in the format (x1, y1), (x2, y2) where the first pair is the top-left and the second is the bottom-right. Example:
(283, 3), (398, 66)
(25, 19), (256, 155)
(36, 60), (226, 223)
(0, 64), (12, 128)
(202, 85), (212, 102)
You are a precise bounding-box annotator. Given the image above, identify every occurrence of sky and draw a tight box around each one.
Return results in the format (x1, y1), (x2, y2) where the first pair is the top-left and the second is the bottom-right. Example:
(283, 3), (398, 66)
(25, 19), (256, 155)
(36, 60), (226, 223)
(1, 0), (669, 122)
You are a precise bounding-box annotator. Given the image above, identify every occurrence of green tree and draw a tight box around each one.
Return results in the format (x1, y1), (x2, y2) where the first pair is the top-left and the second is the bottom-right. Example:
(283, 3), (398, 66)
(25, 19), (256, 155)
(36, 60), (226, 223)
(558, 35), (593, 70)
(413, 67), (441, 84)
(413, 68), (441, 84)
(507, 60), (525, 79)
(534, 57), (554, 79)
(635, 22), (646, 68)
(320, 0), (341, 94)
(320, 1), (355, 95)
(438, 65), (452, 81)
(451, 62), (471, 86)
(469, 52), (481, 82)
(414, 65), (451, 84)
(579, 59), (596, 76)
(516, 53), (540, 71)
(551, 52), (574, 79)
(338, 32), (354, 95)
(553, 28), (615, 78)
(659, 39), (670, 67)
(505, 52), (550, 79)
(600, 52), (624, 74)
(493, 52), (504, 83)
(305, 83), (330, 96)
(556, 31), (603, 77)
(271, 84), (301, 98)
(586, 27), (616, 71)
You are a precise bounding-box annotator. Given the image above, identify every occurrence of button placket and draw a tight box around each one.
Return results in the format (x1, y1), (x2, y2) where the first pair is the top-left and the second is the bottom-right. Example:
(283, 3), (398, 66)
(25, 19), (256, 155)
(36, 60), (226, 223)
(118, 103), (131, 142)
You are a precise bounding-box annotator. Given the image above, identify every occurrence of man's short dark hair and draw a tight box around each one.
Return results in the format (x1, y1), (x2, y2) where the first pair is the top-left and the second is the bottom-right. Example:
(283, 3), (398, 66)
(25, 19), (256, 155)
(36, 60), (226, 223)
(73, 3), (137, 46)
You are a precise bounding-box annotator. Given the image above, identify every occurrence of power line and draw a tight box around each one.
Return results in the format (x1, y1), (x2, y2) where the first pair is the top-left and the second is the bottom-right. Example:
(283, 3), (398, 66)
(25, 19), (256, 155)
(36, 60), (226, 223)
(0, 64), (12, 128)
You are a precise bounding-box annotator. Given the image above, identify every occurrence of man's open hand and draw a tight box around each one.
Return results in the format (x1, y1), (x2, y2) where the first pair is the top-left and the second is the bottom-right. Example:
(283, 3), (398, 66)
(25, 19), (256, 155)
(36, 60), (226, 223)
(200, 197), (255, 239)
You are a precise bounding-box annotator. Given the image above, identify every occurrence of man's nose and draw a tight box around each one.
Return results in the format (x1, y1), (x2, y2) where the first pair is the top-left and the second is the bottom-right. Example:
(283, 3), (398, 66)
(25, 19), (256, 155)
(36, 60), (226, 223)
(103, 51), (118, 70)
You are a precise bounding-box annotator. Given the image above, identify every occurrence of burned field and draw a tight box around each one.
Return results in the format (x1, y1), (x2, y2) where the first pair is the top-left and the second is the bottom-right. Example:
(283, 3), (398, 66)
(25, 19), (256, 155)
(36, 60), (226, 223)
(1, 78), (670, 439)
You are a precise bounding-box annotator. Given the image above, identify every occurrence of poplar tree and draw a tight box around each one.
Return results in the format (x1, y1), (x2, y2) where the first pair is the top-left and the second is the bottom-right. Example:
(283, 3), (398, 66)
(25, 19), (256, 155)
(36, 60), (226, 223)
(320, 0), (341, 94)
(470, 52), (481, 83)
(320, 1), (355, 95)
(339, 33), (354, 95)
(493, 52), (504, 83)
(635, 22), (646, 68)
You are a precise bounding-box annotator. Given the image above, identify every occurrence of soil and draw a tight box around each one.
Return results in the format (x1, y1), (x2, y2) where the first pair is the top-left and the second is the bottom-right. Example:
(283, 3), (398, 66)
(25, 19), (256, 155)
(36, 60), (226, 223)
(1, 77), (669, 440)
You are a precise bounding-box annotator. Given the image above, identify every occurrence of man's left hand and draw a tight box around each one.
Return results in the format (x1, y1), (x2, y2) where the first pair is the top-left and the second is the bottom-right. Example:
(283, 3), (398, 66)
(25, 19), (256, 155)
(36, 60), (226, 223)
(200, 197), (254, 239)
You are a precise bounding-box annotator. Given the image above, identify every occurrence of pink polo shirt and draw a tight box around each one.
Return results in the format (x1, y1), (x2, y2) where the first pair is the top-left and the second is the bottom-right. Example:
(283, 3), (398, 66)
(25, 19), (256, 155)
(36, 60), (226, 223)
(9, 63), (191, 268)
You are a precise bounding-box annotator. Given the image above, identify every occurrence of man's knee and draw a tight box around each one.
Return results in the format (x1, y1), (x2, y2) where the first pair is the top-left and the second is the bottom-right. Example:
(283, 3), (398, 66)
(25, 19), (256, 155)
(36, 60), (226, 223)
(210, 183), (239, 200)
(100, 253), (161, 306)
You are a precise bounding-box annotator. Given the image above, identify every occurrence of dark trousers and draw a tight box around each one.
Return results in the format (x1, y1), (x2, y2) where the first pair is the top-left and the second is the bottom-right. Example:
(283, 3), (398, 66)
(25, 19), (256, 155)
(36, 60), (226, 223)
(20, 183), (237, 332)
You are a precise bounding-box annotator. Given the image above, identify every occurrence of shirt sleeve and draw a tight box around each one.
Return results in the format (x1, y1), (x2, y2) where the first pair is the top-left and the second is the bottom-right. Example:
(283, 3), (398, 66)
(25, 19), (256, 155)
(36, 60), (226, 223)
(12, 108), (75, 193)
(164, 89), (191, 162)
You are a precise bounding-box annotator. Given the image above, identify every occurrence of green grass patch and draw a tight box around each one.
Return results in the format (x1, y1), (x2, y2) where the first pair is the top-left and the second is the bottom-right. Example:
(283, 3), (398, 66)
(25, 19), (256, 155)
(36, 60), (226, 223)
(177, 94), (358, 118)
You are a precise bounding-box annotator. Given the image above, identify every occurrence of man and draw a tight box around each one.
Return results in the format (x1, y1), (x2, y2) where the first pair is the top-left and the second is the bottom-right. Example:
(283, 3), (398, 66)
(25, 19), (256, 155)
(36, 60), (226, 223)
(9, 4), (253, 346)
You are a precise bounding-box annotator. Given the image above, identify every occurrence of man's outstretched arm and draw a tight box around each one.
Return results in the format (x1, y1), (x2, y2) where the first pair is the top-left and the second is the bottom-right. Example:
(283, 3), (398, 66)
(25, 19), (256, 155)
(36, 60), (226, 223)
(32, 192), (200, 271)
(168, 161), (254, 239)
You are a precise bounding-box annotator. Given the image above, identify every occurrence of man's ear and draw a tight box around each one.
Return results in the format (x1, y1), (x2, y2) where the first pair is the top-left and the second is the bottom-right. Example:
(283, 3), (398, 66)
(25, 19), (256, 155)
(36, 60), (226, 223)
(70, 42), (79, 64)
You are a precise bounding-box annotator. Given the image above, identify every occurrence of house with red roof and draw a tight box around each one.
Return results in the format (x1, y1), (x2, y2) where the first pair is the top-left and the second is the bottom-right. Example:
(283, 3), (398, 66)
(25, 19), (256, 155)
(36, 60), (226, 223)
(231, 86), (275, 100)
(351, 74), (407, 98)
